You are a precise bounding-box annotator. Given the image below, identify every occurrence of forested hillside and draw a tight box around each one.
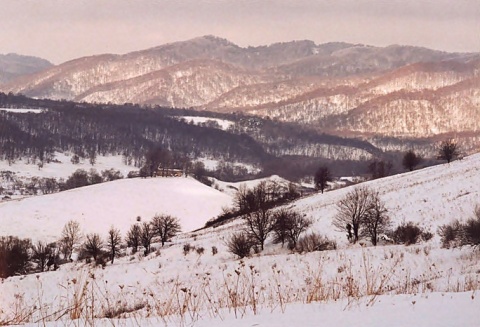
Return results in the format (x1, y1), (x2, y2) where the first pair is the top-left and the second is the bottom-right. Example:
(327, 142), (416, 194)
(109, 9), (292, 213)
(0, 93), (384, 180)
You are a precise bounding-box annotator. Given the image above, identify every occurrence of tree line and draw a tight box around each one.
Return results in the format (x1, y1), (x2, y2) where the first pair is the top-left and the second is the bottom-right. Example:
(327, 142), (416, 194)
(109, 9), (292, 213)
(0, 214), (181, 279)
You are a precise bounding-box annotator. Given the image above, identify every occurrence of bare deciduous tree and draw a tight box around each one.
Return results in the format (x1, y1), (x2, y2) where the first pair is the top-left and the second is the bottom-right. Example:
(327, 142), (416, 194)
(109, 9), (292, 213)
(83, 233), (104, 261)
(140, 222), (154, 255)
(106, 226), (122, 264)
(31, 241), (52, 272)
(333, 186), (374, 243)
(438, 139), (459, 163)
(151, 214), (182, 246)
(272, 209), (311, 249)
(126, 224), (141, 254)
(360, 191), (391, 246)
(60, 220), (82, 260)
(314, 166), (332, 194)
(402, 150), (421, 171)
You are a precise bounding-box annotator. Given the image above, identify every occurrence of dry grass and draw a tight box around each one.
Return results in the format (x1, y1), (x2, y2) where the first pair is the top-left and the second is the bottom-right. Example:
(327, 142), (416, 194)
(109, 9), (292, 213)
(1, 245), (479, 326)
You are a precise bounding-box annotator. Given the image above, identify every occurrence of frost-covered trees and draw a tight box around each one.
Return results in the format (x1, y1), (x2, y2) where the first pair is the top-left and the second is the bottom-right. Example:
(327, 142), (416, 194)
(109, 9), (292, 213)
(151, 214), (181, 247)
(314, 166), (332, 193)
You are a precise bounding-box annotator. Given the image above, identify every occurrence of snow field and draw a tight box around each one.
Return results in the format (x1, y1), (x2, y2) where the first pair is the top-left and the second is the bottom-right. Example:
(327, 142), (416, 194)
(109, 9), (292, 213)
(1, 153), (480, 325)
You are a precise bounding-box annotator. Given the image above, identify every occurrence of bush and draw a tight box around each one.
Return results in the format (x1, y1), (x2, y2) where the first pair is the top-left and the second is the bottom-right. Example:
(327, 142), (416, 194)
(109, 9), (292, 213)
(295, 233), (336, 253)
(391, 222), (424, 245)
(211, 246), (218, 256)
(438, 208), (480, 248)
(0, 236), (32, 278)
(183, 243), (192, 256)
(464, 208), (480, 246)
(438, 220), (463, 248)
(227, 232), (253, 259)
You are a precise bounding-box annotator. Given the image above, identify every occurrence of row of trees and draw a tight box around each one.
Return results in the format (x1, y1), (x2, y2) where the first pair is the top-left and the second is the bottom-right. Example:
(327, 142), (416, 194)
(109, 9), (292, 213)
(0, 214), (182, 278)
(312, 138), (461, 195)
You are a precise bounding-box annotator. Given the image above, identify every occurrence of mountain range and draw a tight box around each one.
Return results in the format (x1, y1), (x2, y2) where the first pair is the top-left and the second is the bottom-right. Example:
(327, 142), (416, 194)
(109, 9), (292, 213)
(1, 35), (479, 150)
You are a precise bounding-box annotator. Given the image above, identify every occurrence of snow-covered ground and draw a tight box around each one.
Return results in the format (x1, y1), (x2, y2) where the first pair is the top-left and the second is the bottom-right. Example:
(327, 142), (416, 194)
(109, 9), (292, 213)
(0, 153), (133, 180)
(0, 108), (45, 114)
(178, 116), (234, 130)
(1, 154), (480, 326)
(0, 177), (233, 242)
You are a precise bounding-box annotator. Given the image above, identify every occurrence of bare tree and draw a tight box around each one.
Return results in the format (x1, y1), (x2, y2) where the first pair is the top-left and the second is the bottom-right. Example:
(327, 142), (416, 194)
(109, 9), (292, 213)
(438, 139), (459, 163)
(140, 222), (154, 255)
(151, 214), (182, 246)
(60, 220), (83, 260)
(314, 166), (332, 194)
(333, 186), (374, 243)
(83, 233), (104, 261)
(126, 224), (141, 254)
(402, 150), (421, 171)
(360, 191), (391, 246)
(272, 209), (311, 249)
(368, 159), (393, 179)
(241, 182), (275, 251)
(31, 241), (52, 272)
(106, 226), (122, 264)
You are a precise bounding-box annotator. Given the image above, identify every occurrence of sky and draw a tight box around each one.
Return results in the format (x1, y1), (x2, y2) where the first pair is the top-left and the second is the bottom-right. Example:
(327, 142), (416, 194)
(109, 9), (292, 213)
(0, 0), (479, 64)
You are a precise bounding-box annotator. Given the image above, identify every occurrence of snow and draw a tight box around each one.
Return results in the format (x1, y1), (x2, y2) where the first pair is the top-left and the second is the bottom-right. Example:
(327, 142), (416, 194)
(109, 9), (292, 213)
(0, 108), (44, 113)
(0, 177), (233, 242)
(179, 116), (234, 130)
(1, 153), (480, 326)
(0, 153), (133, 180)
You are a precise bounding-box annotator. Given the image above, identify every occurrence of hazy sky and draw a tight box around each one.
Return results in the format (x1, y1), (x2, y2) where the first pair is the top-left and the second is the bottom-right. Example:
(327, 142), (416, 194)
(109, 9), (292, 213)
(1, 0), (479, 64)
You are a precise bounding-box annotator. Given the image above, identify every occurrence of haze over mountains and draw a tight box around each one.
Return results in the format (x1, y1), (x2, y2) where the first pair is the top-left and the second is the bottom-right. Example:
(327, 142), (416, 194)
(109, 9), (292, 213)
(1, 35), (479, 146)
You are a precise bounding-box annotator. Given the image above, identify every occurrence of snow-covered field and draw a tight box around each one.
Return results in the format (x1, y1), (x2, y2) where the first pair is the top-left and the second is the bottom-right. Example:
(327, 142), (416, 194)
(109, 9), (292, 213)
(0, 153), (133, 180)
(1, 154), (480, 326)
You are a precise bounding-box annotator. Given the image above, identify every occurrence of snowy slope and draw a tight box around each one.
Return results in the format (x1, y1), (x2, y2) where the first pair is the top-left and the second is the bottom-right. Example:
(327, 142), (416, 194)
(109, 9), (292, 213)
(1, 154), (479, 326)
(291, 153), (480, 244)
(0, 177), (233, 242)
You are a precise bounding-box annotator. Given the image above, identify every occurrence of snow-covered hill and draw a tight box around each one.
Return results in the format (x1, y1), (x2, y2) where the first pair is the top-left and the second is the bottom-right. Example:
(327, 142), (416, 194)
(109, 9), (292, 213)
(0, 177), (233, 243)
(292, 153), (480, 245)
(1, 154), (479, 326)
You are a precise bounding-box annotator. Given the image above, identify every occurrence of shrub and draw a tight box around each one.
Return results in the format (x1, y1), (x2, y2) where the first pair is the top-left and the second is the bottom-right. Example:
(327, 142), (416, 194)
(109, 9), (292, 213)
(438, 220), (463, 248)
(295, 233), (336, 253)
(183, 243), (192, 256)
(211, 246), (218, 256)
(227, 232), (253, 259)
(0, 236), (32, 278)
(196, 247), (205, 255)
(391, 222), (424, 245)
(464, 208), (480, 247)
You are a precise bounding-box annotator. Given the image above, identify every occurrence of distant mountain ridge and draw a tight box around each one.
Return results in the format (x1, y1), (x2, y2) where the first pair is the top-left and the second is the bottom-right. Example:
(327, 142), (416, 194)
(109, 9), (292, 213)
(0, 53), (53, 84)
(1, 36), (479, 146)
